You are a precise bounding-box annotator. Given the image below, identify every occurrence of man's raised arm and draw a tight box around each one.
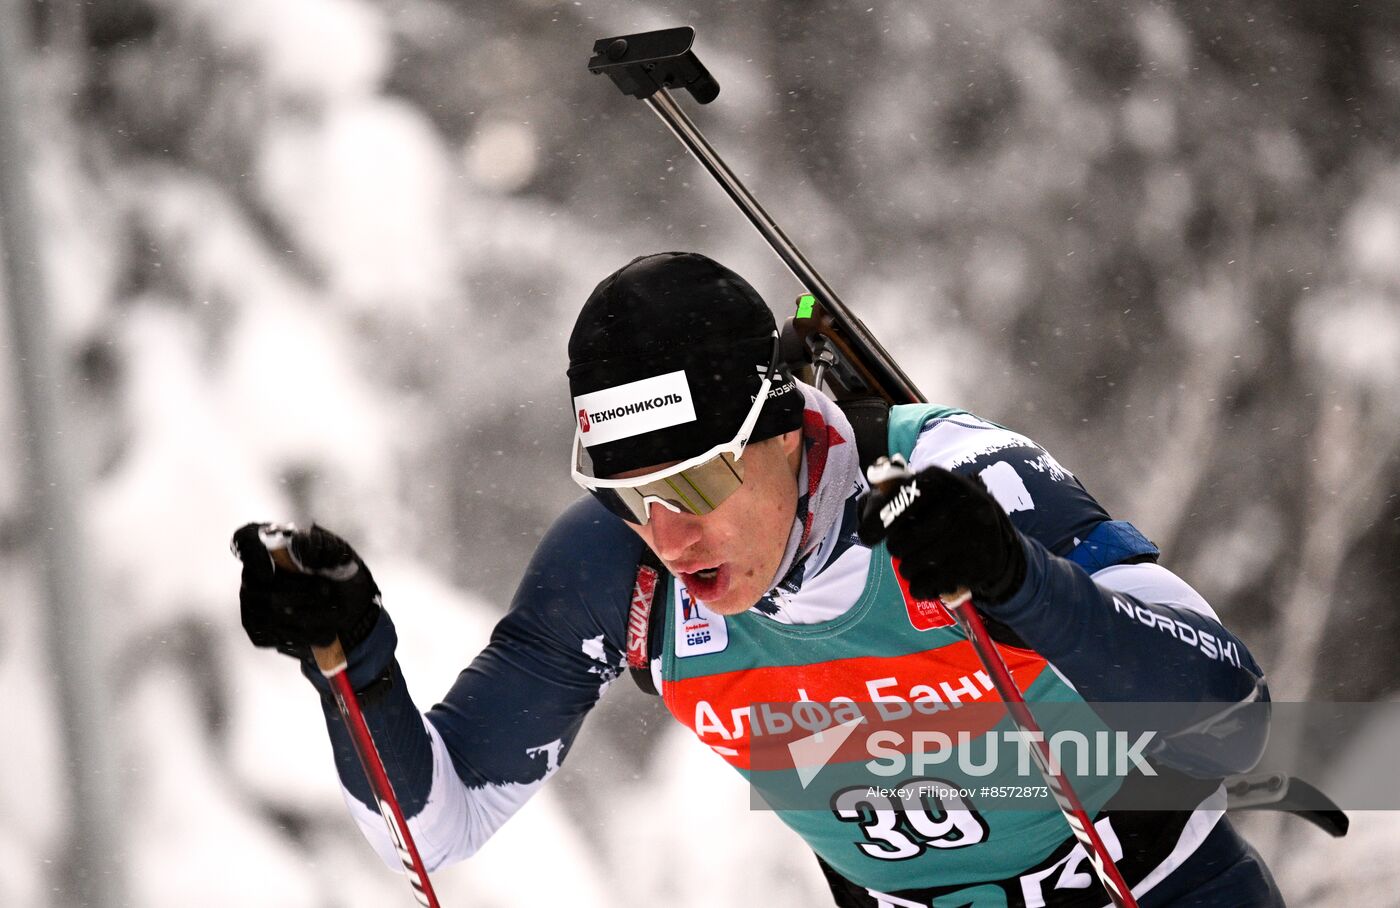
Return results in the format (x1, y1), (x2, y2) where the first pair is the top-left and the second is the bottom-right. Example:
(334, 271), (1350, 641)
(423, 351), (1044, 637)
(231, 495), (644, 870)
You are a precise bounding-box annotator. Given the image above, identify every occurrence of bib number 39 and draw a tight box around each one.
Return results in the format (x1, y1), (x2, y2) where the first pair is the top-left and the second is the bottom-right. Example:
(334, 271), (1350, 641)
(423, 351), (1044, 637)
(832, 778), (989, 860)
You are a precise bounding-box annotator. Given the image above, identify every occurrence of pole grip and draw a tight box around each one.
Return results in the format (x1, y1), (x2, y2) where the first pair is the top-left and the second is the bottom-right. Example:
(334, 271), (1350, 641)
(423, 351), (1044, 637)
(312, 639), (349, 676)
(264, 541), (352, 677)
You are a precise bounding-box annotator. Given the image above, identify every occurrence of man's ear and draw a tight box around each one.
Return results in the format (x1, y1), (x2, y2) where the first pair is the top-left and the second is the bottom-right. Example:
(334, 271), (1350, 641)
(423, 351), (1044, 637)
(781, 427), (803, 473)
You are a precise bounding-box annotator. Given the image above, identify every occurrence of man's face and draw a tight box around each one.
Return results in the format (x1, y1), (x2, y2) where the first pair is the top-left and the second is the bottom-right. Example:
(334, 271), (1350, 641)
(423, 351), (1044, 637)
(619, 430), (802, 616)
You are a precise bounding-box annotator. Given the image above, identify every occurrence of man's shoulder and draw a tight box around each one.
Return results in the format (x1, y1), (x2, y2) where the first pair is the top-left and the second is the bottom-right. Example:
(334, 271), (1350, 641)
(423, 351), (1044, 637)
(524, 495), (650, 605)
(896, 406), (1113, 554)
(895, 406), (1056, 473)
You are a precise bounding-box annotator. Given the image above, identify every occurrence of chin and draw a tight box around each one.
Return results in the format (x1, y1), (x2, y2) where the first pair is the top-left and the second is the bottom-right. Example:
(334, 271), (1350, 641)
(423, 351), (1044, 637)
(703, 595), (756, 617)
(702, 576), (770, 615)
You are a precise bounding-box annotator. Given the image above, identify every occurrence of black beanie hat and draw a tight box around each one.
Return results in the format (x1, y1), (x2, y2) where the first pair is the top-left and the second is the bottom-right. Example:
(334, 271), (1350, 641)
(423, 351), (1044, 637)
(568, 252), (803, 476)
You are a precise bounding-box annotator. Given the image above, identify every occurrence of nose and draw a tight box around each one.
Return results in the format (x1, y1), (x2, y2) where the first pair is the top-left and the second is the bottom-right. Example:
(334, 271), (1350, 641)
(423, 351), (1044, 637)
(645, 503), (703, 562)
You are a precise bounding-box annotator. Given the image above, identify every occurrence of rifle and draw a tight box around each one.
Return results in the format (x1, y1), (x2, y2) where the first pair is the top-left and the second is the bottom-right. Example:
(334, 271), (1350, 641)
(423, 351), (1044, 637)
(587, 27), (917, 405)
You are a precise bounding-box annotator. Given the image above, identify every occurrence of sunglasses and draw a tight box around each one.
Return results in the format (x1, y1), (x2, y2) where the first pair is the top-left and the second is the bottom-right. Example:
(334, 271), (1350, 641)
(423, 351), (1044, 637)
(571, 334), (781, 525)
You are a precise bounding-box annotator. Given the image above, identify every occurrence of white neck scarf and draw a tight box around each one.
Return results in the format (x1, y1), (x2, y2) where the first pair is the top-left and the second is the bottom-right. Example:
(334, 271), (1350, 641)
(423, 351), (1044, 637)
(760, 383), (864, 604)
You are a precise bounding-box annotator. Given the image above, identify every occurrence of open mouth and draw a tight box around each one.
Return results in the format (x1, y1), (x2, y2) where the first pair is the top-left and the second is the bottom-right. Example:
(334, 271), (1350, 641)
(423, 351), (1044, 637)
(680, 563), (729, 602)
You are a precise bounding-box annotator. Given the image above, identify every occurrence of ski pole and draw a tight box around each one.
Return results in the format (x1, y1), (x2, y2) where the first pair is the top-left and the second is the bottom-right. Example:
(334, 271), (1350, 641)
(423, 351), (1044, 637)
(866, 458), (1138, 908)
(958, 594), (1138, 906)
(590, 29), (1140, 908)
(260, 530), (441, 908)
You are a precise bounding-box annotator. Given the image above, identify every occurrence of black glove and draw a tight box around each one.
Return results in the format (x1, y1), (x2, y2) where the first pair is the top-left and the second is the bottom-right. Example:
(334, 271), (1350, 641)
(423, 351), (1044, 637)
(231, 523), (382, 657)
(857, 463), (1027, 606)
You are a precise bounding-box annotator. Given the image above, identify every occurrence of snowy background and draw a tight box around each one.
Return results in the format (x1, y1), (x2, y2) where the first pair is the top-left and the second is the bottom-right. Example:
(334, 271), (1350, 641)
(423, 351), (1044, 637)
(1, 0), (1398, 905)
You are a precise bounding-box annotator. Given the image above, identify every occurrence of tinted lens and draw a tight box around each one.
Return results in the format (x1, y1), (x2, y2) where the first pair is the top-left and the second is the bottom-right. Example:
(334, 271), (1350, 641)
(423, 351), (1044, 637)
(588, 452), (746, 525)
(588, 486), (650, 524)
